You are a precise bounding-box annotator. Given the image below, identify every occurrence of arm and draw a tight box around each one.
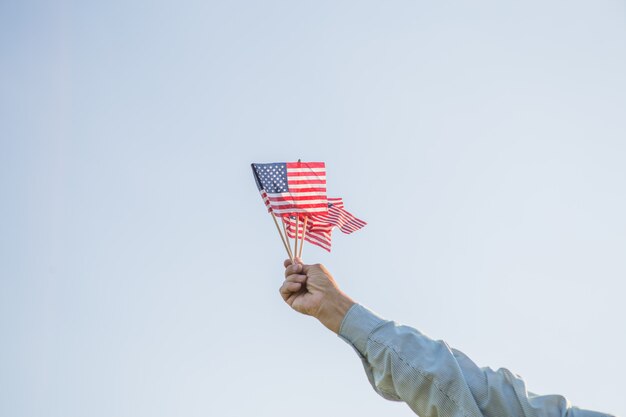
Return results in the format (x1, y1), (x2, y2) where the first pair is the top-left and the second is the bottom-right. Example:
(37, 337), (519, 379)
(279, 259), (614, 417)
(339, 304), (611, 417)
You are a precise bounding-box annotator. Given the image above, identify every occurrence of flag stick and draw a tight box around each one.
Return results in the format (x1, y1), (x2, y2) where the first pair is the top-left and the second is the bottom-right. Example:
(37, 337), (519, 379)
(271, 213), (292, 259)
(299, 216), (308, 259)
(294, 216), (299, 260)
(281, 217), (294, 261)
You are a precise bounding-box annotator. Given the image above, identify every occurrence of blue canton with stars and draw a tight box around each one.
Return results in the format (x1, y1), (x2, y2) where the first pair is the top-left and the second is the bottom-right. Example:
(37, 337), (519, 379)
(252, 163), (289, 193)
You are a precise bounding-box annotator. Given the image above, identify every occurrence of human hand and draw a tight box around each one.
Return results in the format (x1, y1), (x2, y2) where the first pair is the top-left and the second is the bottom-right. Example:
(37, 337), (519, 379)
(279, 258), (355, 334)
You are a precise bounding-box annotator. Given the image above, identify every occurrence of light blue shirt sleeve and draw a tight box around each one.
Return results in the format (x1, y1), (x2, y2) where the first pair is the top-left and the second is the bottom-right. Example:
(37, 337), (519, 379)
(338, 304), (615, 417)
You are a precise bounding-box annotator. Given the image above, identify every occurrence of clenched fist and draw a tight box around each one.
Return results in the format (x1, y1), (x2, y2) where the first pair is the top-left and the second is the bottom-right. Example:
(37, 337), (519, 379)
(279, 258), (355, 334)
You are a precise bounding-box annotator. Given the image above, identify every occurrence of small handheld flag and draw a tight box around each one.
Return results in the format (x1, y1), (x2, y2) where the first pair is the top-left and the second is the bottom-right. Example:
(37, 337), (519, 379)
(251, 162), (328, 215)
(251, 162), (365, 259)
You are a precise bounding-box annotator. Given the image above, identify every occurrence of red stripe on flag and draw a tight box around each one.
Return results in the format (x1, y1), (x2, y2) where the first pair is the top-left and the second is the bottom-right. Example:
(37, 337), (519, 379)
(285, 162), (325, 169)
(287, 172), (326, 178)
(268, 195), (327, 202)
(275, 202), (328, 208)
(287, 180), (326, 186)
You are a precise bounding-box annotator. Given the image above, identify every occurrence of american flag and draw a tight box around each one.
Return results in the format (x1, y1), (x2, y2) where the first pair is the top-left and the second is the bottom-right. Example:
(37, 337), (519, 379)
(283, 198), (366, 252)
(251, 162), (328, 215)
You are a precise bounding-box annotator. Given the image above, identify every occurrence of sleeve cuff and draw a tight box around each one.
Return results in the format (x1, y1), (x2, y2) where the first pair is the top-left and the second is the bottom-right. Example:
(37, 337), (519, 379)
(338, 304), (387, 354)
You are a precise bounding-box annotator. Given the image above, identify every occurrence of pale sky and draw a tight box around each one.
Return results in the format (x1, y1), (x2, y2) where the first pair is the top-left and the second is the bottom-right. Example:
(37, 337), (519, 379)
(1, 1), (625, 416)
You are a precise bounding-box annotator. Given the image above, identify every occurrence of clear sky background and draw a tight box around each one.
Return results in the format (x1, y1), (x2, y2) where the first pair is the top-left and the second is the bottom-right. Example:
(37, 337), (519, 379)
(1, 1), (625, 416)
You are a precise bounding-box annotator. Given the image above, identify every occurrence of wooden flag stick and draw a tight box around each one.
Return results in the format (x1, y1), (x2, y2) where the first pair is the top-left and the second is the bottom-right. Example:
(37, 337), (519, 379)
(299, 216), (308, 259)
(294, 216), (299, 260)
(271, 213), (292, 259)
(281, 217), (294, 261)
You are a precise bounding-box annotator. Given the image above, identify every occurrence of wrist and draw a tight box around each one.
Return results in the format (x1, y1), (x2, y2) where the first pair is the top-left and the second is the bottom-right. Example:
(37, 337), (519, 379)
(317, 292), (355, 334)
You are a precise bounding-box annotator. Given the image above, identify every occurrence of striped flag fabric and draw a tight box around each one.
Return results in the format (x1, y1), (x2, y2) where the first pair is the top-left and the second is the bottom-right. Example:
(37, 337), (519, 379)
(324, 198), (367, 234)
(283, 215), (333, 252)
(283, 198), (366, 252)
(251, 162), (328, 215)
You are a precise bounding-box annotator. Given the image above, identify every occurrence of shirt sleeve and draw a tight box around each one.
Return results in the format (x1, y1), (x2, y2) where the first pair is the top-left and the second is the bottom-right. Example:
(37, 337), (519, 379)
(338, 304), (614, 417)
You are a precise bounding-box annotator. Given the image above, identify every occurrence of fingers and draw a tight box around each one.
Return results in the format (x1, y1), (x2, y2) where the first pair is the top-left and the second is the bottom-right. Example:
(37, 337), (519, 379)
(281, 258), (310, 304)
(279, 269), (307, 301)
(283, 257), (304, 267)
(284, 262), (303, 278)
(285, 273), (307, 284)
(279, 281), (303, 300)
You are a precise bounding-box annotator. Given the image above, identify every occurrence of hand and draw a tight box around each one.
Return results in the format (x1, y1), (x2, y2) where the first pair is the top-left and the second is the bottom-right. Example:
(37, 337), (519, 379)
(279, 258), (355, 334)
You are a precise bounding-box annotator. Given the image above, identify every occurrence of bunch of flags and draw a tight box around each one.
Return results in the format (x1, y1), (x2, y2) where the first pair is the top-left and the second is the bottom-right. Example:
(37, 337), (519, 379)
(251, 161), (366, 258)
